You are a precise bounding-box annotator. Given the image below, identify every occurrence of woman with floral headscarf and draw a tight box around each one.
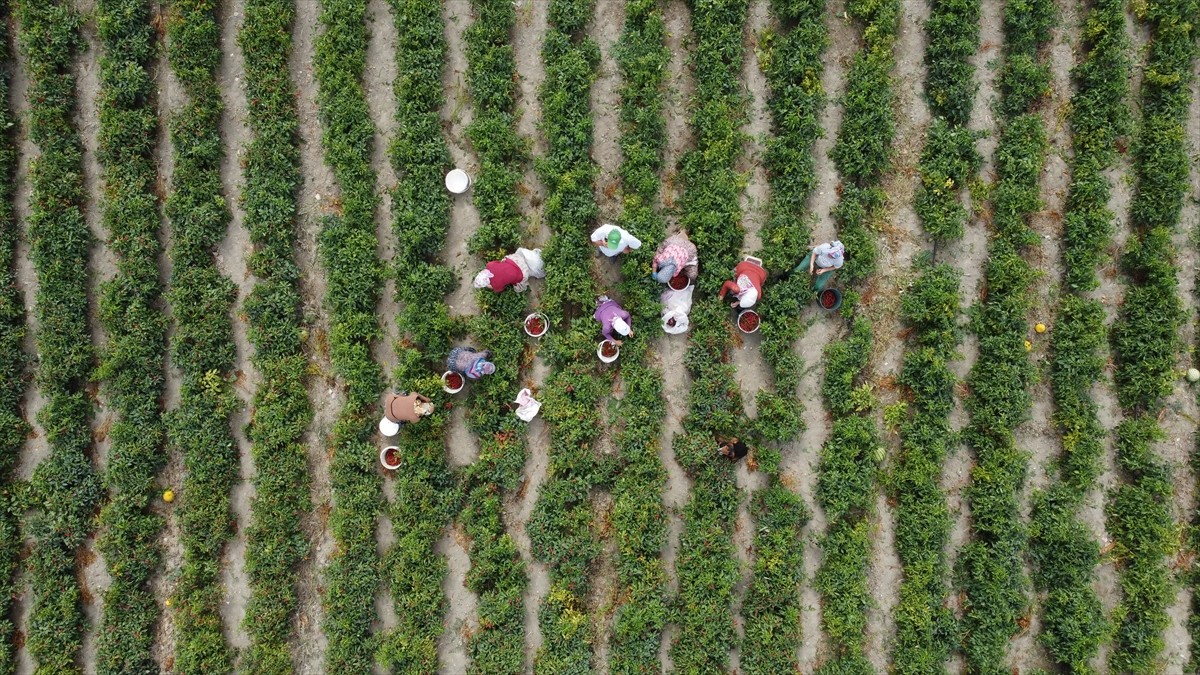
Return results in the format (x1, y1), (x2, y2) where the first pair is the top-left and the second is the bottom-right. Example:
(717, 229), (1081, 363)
(651, 231), (698, 284)
(447, 346), (496, 380)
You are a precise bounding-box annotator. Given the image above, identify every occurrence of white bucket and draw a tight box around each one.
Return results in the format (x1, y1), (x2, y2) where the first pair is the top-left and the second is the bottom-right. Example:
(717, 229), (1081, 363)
(597, 340), (620, 363)
(445, 168), (471, 194)
(442, 370), (465, 394)
(379, 446), (402, 470)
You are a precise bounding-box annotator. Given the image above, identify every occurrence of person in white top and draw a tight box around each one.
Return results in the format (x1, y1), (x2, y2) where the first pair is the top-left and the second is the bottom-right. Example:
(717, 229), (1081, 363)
(590, 224), (642, 257)
(794, 240), (845, 291)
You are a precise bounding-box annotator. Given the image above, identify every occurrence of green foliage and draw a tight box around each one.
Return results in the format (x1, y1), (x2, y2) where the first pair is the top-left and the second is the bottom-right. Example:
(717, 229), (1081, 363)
(891, 262), (961, 673)
(0, 5), (28, 675)
(955, 0), (1052, 664)
(238, 1), (314, 671)
(1108, 0), (1197, 670)
(15, 2), (102, 672)
(924, 0), (979, 126)
(161, 1), (240, 669)
(669, 0), (752, 670)
(313, 0), (385, 670)
(914, 119), (980, 242)
(608, 1), (671, 670)
(91, 0), (166, 672)
(376, 1), (461, 672)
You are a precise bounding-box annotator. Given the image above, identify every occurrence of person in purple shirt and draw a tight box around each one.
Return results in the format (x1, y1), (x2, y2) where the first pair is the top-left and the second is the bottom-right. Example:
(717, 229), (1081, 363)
(593, 295), (633, 343)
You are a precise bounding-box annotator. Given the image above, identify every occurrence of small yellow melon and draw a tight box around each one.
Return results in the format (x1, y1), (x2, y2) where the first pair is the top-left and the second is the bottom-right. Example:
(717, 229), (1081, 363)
(1035, 323), (1046, 334)
(1024, 340), (1032, 351)
(163, 490), (175, 503)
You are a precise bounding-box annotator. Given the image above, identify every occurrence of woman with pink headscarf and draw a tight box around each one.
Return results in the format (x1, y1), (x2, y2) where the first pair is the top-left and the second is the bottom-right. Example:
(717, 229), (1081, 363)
(651, 231), (698, 284)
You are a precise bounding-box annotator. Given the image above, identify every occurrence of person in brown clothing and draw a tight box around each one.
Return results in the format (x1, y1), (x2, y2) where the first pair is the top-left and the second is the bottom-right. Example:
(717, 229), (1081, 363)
(378, 391), (434, 436)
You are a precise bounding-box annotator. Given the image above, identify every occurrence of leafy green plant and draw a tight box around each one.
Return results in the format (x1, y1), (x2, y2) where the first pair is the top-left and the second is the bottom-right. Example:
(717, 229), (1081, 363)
(161, 1), (240, 670)
(376, 1), (461, 672)
(91, 0), (167, 672)
(955, 0), (1053, 666)
(608, 1), (671, 670)
(237, 1), (315, 671)
(313, 0), (385, 670)
(0, 5), (28, 675)
(15, 2), (103, 672)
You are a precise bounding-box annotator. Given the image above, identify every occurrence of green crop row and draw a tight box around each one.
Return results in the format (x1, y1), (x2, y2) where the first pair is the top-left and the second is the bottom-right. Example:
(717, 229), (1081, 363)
(0, 4), (23, 673)
(313, 0), (385, 670)
(377, 1), (460, 672)
(889, 0), (978, 666)
(1107, 0), (1196, 670)
(737, 0), (827, 670)
(608, 0), (670, 670)
(956, 0), (1051, 664)
(15, 2), (104, 672)
(670, 0), (749, 671)
(238, 1), (313, 671)
(162, 1), (240, 670)
(456, 1), (530, 671)
(1028, 0), (1130, 669)
(890, 259), (961, 673)
(91, 0), (166, 672)
(811, 0), (897, 669)
(528, 0), (605, 669)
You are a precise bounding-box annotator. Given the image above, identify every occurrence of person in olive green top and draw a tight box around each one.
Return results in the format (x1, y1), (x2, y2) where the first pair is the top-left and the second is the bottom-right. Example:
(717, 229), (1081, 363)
(378, 391), (434, 436)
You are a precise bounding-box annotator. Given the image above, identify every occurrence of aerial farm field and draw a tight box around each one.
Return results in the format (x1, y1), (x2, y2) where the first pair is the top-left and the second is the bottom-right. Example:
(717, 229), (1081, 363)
(0, 0), (1197, 673)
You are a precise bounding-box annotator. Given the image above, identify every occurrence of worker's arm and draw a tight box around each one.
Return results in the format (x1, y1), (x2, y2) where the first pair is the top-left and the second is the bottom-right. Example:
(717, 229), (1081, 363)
(718, 279), (738, 299)
(416, 394), (431, 403)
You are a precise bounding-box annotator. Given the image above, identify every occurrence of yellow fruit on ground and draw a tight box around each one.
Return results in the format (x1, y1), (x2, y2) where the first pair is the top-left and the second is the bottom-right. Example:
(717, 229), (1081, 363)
(1024, 340), (1032, 351)
(164, 598), (172, 608)
(1035, 322), (1046, 333)
(163, 490), (174, 503)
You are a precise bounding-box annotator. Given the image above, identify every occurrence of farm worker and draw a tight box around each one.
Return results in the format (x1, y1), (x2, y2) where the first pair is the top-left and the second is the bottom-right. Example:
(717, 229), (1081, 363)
(594, 295), (633, 343)
(794, 240), (845, 292)
(590, 223), (642, 257)
(378, 391), (434, 436)
(719, 259), (767, 309)
(447, 346), (496, 380)
(661, 285), (694, 335)
(473, 247), (545, 293)
(651, 231), (699, 284)
(716, 436), (749, 461)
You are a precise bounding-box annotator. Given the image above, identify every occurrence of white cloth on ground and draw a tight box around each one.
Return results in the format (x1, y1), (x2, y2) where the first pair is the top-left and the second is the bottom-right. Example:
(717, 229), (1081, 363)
(660, 286), (694, 334)
(513, 388), (542, 422)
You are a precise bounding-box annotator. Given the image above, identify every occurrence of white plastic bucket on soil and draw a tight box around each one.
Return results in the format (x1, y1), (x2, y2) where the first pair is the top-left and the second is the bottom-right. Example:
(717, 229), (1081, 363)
(442, 370), (465, 394)
(524, 313), (548, 338)
(380, 446), (401, 470)
(445, 169), (471, 194)
(597, 340), (620, 363)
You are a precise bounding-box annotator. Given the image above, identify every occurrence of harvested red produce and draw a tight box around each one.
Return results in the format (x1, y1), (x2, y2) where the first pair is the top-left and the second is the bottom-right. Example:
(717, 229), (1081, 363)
(738, 311), (759, 332)
(383, 447), (400, 467)
(445, 372), (464, 389)
(668, 274), (689, 290)
(526, 315), (546, 335)
(600, 341), (618, 358)
(820, 290), (838, 309)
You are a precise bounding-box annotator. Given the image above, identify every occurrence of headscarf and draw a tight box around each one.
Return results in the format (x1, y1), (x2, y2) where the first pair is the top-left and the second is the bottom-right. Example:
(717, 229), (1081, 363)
(466, 358), (495, 380)
(472, 268), (493, 289)
(653, 261), (677, 283)
(611, 316), (631, 336)
(736, 277), (759, 308)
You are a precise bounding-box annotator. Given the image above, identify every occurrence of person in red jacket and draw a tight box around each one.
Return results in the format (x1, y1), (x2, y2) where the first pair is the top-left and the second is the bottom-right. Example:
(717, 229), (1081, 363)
(718, 259), (767, 309)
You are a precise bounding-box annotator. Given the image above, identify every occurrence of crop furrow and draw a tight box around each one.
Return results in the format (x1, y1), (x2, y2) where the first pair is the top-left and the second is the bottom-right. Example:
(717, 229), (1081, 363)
(811, 0), (898, 669)
(313, 0), (385, 670)
(458, 1), (531, 671)
(667, 0), (751, 670)
(14, 2), (104, 672)
(1107, 0), (1196, 670)
(954, 0), (1053, 666)
(527, 0), (606, 669)
(376, 1), (460, 671)
(889, 0), (979, 668)
(1027, 0), (1130, 670)
(737, 0), (828, 670)
(607, 0), (670, 670)
(238, 0), (314, 671)
(161, 0), (240, 670)
(91, 0), (167, 671)
(0, 4), (28, 675)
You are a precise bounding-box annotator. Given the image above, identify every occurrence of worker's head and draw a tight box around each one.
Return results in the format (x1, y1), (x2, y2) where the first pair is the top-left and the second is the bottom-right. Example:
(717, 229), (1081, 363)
(379, 416), (401, 437)
(415, 400), (435, 417)
(606, 229), (623, 249)
(472, 268), (492, 289)
(612, 317), (631, 337)
(738, 287), (758, 308)
(654, 261), (676, 283)
(478, 361), (496, 376)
